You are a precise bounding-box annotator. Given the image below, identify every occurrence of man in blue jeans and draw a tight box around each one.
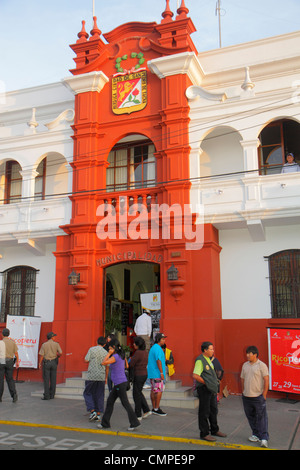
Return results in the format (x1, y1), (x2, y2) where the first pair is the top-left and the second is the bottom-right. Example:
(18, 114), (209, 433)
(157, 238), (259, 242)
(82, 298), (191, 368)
(241, 345), (269, 448)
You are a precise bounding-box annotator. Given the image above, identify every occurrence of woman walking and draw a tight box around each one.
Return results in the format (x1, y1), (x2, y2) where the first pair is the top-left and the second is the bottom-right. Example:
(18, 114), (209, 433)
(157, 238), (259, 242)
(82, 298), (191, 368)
(129, 336), (151, 420)
(98, 338), (141, 431)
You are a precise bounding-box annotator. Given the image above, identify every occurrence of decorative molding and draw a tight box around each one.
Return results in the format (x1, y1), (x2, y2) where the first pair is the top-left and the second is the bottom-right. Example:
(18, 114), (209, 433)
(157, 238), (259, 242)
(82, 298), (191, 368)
(45, 109), (75, 130)
(63, 71), (109, 95)
(186, 85), (227, 102)
(148, 51), (204, 85)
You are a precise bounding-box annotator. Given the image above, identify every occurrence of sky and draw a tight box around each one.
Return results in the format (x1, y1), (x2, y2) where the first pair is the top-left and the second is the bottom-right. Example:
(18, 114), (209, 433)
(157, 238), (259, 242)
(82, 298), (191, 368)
(0, 0), (300, 92)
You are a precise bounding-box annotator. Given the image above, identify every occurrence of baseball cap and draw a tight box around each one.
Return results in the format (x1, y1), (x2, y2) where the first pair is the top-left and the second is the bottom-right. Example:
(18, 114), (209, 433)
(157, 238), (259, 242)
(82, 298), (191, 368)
(47, 332), (57, 340)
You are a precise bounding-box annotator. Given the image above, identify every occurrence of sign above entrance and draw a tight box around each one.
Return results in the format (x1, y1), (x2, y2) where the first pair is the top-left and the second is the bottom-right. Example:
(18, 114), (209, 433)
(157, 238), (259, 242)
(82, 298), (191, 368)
(112, 70), (147, 115)
(96, 251), (163, 267)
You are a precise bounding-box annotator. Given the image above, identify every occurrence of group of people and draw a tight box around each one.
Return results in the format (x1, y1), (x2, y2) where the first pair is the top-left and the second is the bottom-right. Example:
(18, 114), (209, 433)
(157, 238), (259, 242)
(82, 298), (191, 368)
(193, 341), (269, 448)
(84, 330), (171, 431)
(0, 325), (270, 448)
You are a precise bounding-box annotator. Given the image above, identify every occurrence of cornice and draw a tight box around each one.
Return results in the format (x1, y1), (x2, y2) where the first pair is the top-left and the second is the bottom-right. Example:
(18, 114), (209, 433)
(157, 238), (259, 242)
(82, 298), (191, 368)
(148, 51), (204, 85)
(63, 71), (109, 95)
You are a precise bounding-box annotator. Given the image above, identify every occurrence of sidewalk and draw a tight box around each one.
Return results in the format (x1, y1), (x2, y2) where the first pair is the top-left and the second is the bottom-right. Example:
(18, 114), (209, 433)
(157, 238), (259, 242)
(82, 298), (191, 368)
(0, 382), (299, 450)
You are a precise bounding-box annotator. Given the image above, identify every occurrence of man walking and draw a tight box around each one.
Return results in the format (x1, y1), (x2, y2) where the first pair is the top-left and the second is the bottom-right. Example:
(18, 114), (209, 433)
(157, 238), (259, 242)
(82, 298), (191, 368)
(0, 328), (19, 403)
(147, 333), (167, 416)
(134, 309), (152, 351)
(193, 341), (227, 441)
(84, 336), (107, 421)
(241, 345), (269, 448)
(39, 332), (62, 400)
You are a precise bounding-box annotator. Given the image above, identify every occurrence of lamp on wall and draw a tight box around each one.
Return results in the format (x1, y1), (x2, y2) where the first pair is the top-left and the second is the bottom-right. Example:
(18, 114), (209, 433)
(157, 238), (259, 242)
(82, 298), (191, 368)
(68, 269), (80, 286)
(167, 263), (178, 281)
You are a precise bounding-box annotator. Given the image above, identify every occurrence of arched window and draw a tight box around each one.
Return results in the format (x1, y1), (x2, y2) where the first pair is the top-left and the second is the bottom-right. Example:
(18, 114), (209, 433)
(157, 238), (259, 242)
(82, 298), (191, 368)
(267, 250), (300, 318)
(106, 138), (156, 192)
(258, 119), (300, 175)
(0, 266), (38, 322)
(4, 161), (22, 204)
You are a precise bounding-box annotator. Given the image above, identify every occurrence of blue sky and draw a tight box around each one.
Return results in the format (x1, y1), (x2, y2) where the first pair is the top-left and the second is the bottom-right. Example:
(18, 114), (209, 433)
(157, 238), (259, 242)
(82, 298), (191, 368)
(1, 0), (300, 91)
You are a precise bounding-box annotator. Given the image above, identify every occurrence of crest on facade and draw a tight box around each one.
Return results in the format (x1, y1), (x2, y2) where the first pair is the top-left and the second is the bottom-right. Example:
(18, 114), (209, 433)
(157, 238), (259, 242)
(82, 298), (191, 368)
(112, 53), (147, 115)
(112, 70), (147, 115)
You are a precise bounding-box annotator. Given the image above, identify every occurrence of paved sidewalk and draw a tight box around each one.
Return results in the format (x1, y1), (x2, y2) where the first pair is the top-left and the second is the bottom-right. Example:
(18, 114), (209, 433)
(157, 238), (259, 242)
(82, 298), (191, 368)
(0, 382), (299, 450)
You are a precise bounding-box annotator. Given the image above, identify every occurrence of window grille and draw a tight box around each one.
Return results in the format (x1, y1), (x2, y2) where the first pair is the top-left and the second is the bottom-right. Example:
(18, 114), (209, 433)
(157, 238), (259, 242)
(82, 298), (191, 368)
(267, 250), (300, 318)
(0, 266), (37, 323)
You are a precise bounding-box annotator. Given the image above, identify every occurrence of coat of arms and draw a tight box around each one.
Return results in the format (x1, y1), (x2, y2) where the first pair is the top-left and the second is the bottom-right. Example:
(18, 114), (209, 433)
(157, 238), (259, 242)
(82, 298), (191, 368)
(112, 53), (147, 115)
(112, 70), (147, 115)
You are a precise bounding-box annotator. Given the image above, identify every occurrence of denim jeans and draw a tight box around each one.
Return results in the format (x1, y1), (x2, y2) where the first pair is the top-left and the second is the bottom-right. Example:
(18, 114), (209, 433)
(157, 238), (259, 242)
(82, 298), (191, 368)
(242, 394), (269, 441)
(83, 380), (105, 413)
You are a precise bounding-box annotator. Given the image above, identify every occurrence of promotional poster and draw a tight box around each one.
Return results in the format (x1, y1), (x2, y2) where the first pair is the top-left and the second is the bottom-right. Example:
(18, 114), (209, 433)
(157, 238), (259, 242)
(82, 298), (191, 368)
(267, 328), (300, 395)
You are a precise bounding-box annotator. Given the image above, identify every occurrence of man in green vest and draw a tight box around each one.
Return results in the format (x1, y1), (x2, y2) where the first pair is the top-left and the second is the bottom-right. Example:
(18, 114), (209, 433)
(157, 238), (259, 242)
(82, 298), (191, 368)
(193, 341), (227, 442)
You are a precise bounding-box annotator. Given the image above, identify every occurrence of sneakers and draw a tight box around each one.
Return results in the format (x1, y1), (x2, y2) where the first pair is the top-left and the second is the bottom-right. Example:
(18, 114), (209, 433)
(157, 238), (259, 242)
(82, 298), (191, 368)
(152, 408), (167, 416)
(248, 435), (260, 442)
(261, 439), (268, 448)
(143, 411), (152, 419)
(89, 411), (97, 421)
(248, 436), (268, 448)
(128, 423), (141, 431)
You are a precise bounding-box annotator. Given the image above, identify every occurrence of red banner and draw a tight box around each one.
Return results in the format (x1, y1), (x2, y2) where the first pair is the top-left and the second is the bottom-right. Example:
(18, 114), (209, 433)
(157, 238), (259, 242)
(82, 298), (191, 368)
(267, 328), (300, 395)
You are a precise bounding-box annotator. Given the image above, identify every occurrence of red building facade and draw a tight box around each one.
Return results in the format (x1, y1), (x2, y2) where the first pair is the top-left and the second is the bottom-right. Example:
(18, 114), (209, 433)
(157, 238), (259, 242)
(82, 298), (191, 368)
(53, 2), (223, 386)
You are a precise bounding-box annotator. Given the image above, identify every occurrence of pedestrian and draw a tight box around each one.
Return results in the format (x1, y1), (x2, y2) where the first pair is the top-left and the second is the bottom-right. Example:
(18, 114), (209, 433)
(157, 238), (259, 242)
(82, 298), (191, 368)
(0, 328), (19, 403)
(134, 309), (152, 351)
(38, 332), (62, 400)
(104, 333), (116, 392)
(98, 338), (141, 431)
(240, 345), (269, 448)
(162, 343), (175, 381)
(281, 152), (300, 173)
(193, 341), (227, 442)
(147, 332), (167, 416)
(83, 336), (107, 422)
(129, 336), (151, 420)
(212, 354), (224, 402)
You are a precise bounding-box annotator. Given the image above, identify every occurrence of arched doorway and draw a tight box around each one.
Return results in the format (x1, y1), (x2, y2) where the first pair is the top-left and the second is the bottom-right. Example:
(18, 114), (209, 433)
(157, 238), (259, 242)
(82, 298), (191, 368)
(104, 261), (160, 347)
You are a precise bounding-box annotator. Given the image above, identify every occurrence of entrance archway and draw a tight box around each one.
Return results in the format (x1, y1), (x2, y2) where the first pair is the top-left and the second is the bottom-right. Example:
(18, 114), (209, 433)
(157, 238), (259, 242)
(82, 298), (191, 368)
(104, 262), (160, 347)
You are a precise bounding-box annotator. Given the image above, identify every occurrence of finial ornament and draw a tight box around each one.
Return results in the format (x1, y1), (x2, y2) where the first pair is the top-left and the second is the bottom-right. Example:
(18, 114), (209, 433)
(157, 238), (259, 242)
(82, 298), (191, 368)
(90, 16), (101, 39)
(161, 0), (174, 23)
(177, 0), (189, 18)
(77, 20), (89, 43)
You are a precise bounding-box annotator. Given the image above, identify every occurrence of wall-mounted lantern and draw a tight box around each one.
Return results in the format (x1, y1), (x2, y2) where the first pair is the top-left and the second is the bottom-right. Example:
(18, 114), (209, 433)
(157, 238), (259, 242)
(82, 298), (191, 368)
(167, 263), (178, 281)
(68, 269), (80, 286)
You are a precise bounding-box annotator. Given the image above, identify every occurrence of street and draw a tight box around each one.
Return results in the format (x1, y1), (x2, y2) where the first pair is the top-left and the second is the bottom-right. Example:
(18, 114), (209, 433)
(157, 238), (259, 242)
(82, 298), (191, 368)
(0, 422), (229, 452)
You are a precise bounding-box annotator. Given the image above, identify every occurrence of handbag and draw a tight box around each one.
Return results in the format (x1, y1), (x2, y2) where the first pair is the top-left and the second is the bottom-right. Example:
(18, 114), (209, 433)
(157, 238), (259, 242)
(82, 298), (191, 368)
(125, 369), (131, 391)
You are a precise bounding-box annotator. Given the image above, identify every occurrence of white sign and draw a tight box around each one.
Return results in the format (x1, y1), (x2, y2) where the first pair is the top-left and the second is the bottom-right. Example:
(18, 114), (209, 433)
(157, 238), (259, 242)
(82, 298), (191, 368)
(140, 292), (161, 311)
(6, 316), (41, 369)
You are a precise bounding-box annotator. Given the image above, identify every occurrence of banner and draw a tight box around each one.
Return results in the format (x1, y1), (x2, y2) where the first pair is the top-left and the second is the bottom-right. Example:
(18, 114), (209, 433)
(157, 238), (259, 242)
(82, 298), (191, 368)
(267, 327), (300, 395)
(140, 292), (161, 337)
(6, 315), (41, 369)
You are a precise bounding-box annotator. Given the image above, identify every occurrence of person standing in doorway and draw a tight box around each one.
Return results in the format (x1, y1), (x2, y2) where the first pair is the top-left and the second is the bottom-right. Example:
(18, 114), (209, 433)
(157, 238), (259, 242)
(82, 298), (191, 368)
(39, 332), (62, 400)
(240, 345), (269, 448)
(84, 336), (107, 422)
(147, 333), (167, 416)
(193, 341), (227, 442)
(134, 309), (152, 351)
(0, 328), (19, 403)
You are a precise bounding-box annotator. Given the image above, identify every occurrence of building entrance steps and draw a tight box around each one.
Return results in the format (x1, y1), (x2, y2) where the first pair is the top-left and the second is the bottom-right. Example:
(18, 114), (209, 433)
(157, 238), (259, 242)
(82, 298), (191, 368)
(31, 371), (198, 409)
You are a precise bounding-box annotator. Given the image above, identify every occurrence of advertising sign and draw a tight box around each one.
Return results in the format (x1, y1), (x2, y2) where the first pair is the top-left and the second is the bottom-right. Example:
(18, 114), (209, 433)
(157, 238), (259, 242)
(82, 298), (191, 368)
(6, 315), (41, 369)
(140, 292), (161, 338)
(267, 328), (300, 395)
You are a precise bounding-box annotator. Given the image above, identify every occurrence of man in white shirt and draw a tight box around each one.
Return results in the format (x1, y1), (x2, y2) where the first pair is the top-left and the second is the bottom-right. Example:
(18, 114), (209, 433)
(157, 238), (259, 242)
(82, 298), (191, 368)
(134, 309), (152, 351)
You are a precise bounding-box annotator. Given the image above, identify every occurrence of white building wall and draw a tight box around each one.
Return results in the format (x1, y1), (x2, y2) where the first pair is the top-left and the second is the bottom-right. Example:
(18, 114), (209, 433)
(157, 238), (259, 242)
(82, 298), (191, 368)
(219, 224), (300, 320)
